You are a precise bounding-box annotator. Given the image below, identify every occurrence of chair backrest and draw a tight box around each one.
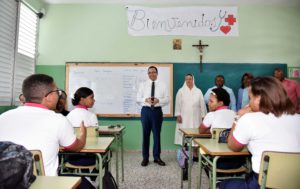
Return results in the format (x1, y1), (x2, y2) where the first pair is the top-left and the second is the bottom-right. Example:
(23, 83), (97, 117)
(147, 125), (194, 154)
(74, 126), (98, 137)
(30, 150), (45, 176)
(258, 151), (300, 189)
(211, 128), (227, 140)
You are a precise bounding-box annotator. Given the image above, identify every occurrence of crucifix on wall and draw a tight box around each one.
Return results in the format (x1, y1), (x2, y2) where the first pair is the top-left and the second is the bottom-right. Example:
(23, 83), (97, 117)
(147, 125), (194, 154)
(192, 40), (209, 72)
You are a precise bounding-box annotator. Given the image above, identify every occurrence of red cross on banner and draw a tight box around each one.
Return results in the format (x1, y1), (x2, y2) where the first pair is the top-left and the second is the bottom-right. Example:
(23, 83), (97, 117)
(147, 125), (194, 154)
(225, 14), (236, 25)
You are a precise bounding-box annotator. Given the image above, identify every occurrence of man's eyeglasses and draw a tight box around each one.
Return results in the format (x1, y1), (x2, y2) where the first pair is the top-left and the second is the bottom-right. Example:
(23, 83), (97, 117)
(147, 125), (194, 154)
(45, 89), (63, 97)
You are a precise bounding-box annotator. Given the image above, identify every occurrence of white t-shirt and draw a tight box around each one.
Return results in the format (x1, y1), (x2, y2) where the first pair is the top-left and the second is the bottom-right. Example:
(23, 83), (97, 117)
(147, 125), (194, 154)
(202, 107), (236, 132)
(233, 112), (300, 173)
(0, 104), (77, 176)
(67, 107), (98, 127)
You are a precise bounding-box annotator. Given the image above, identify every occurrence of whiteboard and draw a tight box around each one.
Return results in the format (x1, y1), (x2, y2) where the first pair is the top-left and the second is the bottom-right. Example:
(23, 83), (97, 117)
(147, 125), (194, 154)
(66, 63), (173, 117)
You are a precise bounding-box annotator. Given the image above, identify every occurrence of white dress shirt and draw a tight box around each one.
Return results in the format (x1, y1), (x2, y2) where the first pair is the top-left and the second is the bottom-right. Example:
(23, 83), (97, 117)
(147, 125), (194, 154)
(136, 79), (169, 107)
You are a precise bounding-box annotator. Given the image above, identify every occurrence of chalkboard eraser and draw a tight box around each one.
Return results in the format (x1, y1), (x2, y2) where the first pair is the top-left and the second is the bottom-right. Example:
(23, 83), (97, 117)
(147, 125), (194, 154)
(108, 125), (115, 129)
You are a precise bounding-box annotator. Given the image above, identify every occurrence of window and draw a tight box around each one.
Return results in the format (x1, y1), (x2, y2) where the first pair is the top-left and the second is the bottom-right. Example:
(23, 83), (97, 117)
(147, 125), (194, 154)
(13, 3), (38, 105)
(0, 1), (39, 106)
(0, 0), (18, 105)
(17, 3), (38, 59)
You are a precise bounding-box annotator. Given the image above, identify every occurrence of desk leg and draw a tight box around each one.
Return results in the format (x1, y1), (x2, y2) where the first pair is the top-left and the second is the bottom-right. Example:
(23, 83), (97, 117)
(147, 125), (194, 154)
(115, 134), (119, 186)
(198, 149), (203, 189)
(188, 137), (193, 189)
(120, 132), (124, 182)
(96, 153), (103, 189)
(212, 156), (220, 189)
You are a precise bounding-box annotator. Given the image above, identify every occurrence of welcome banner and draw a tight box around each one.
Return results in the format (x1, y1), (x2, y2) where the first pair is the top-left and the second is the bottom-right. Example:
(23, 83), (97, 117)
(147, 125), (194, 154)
(127, 6), (239, 36)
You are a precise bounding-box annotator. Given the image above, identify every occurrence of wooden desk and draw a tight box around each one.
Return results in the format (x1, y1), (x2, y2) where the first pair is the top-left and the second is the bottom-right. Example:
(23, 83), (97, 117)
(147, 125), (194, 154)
(60, 137), (115, 189)
(30, 176), (81, 189)
(179, 128), (211, 189)
(194, 138), (249, 189)
(98, 126), (125, 184)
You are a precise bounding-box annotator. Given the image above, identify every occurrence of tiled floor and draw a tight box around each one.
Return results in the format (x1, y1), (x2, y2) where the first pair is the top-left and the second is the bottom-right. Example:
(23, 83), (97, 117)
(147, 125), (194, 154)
(109, 151), (209, 189)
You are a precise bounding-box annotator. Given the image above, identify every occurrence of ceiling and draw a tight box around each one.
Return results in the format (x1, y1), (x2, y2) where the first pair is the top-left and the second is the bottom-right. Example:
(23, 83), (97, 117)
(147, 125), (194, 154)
(43, 0), (300, 6)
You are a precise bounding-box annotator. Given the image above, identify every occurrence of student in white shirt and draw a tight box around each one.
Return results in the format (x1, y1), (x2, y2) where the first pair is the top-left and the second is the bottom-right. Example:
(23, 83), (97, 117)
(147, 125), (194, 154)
(66, 87), (98, 167)
(174, 74), (206, 145)
(220, 77), (300, 189)
(204, 75), (237, 111)
(199, 87), (245, 170)
(67, 87), (98, 127)
(0, 74), (87, 176)
(137, 66), (169, 166)
(199, 87), (236, 134)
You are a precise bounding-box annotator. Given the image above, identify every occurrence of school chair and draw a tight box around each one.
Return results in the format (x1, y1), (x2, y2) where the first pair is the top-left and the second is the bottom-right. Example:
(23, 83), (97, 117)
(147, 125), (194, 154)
(258, 151), (300, 189)
(61, 127), (99, 174)
(30, 150), (45, 176)
(204, 128), (250, 188)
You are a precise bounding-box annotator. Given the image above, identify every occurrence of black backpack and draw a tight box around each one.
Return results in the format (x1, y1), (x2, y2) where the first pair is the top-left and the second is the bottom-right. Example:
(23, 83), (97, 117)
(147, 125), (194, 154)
(0, 141), (36, 189)
(103, 162), (118, 189)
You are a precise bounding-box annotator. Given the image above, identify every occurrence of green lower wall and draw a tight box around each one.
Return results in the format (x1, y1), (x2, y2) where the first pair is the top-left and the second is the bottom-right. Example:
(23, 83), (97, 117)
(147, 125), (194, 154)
(0, 106), (16, 114)
(36, 65), (67, 89)
(100, 118), (177, 150)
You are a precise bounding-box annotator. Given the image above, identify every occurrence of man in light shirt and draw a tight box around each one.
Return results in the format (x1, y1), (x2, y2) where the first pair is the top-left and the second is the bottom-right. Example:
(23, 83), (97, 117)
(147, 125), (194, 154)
(204, 75), (237, 112)
(137, 66), (169, 167)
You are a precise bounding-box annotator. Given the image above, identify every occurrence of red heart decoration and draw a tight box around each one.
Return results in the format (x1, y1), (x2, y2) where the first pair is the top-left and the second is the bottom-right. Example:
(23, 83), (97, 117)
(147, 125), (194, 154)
(220, 26), (231, 34)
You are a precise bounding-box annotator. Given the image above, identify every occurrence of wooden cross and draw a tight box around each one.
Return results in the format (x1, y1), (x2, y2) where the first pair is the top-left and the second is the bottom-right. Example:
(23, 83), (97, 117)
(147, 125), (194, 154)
(192, 40), (209, 72)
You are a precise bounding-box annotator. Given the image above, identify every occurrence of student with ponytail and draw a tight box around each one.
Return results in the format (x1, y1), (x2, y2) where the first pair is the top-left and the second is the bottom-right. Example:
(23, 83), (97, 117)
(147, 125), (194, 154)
(67, 87), (98, 127)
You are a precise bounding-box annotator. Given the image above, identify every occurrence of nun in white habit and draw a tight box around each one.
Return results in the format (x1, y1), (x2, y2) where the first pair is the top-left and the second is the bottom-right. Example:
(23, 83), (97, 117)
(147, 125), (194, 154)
(174, 74), (207, 145)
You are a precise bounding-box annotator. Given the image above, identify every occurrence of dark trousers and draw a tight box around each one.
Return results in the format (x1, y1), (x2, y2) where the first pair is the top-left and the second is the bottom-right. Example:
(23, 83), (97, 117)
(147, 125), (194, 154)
(218, 172), (260, 189)
(141, 106), (163, 160)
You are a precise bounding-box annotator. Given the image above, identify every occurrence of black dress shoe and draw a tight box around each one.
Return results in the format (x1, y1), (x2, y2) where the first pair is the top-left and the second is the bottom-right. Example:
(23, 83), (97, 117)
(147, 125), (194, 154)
(141, 159), (149, 166)
(154, 158), (166, 166)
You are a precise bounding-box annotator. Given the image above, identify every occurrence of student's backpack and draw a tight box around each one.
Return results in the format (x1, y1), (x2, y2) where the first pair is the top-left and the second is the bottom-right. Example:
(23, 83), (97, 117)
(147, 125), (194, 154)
(176, 145), (192, 181)
(218, 128), (231, 143)
(0, 141), (36, 189)
(103, 161), (118, 189)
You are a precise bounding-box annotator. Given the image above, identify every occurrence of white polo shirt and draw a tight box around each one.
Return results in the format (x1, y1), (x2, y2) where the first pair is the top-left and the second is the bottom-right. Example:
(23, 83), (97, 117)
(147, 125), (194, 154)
(233, 112), (300, 173)
(202, 106), (236, 132)
(67, 106), (98, 127)
(0, 103), (77, 176)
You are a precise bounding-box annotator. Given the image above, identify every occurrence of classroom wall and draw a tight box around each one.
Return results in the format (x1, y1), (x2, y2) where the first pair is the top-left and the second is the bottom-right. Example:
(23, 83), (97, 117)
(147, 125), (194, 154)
(1, 3), (298, 150)
(37, 4), (300, 66)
